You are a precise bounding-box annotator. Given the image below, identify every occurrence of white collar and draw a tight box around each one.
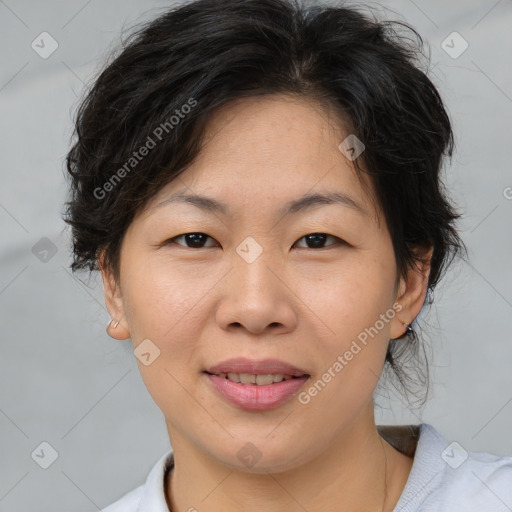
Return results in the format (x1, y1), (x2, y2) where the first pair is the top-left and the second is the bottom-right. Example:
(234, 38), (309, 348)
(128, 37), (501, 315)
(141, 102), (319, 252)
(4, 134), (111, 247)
(135, 449), (174, 512)
(135, 424), (441, 511)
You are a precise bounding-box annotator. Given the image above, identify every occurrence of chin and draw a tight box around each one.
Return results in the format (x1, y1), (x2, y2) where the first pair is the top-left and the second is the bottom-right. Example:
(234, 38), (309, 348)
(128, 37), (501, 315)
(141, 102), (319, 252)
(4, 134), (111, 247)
(209, 435), (311, 475)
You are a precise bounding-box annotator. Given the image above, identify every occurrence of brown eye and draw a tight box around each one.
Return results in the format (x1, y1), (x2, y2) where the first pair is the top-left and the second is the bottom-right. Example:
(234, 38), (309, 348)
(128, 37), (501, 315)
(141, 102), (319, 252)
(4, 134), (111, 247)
(167, 232), (219, 248)
(293, 233), (344, 249)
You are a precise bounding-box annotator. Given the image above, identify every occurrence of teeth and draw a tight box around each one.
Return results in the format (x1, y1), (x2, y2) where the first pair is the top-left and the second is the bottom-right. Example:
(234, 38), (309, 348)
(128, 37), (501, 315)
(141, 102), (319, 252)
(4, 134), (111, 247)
(239, 373), (256, 384)
(215, 373), (301, 385)
(256, 374), (275, 385)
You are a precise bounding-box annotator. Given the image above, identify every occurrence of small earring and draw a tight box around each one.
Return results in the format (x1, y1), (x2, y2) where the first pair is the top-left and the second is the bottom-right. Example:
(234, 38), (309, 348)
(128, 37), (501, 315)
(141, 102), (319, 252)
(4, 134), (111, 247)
(392, 321), (413, 340)
(403, 322), (413, 336)
(110, 319), (120, 329)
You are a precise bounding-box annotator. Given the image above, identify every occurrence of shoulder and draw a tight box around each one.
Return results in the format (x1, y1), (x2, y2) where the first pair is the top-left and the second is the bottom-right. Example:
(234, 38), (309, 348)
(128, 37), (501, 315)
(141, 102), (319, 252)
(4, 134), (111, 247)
(95, 449), (174, 512)
(434, 440), (512, 510)
(389, 423), (512, 511)
(101, 484), (144, 512)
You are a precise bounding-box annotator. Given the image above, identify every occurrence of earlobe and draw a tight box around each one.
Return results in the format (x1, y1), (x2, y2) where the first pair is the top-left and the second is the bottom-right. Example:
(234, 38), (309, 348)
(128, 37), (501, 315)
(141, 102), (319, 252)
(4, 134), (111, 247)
(98, 253), (131, 340)
(390, 246), (433, 340)
(390, 321), (414, 341)
(106, 317), (131, 340)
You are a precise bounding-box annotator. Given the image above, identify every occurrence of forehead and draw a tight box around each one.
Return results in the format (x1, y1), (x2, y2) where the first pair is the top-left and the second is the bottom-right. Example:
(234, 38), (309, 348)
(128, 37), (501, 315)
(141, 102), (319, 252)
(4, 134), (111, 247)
(198, 93), (350, 171)
(144, 94), (379, 223)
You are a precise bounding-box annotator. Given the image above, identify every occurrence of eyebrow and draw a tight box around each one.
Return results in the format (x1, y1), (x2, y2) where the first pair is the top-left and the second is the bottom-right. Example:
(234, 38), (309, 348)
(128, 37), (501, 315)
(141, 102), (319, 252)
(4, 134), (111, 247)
(154, 190), (368, 218)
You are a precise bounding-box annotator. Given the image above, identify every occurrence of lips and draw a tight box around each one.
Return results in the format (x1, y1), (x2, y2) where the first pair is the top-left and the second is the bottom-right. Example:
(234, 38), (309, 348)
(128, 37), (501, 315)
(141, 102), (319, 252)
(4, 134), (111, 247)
(203, 358), (310, 410)
(212, 372), (298, 385)
(204, 357), (309, 377)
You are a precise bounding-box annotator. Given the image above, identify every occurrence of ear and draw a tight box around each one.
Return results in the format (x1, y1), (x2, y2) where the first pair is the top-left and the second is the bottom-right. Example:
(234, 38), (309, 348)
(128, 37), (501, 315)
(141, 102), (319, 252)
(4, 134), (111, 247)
(98, 252), (131, 340)
(389, 246), (433, 340)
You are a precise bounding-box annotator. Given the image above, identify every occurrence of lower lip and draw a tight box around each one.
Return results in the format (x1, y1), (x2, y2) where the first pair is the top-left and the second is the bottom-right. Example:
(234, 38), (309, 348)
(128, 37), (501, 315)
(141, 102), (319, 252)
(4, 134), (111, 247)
(205, 373), (309, 411)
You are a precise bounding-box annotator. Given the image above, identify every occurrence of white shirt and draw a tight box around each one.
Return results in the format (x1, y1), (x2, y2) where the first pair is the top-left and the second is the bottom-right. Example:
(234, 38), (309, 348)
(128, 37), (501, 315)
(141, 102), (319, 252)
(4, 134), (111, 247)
(101, 423), (512, 511)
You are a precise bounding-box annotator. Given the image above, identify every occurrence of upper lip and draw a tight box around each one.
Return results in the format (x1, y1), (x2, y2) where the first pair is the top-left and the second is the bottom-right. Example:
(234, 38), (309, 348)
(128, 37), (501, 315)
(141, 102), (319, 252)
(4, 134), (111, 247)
(205, 358), (309, 377)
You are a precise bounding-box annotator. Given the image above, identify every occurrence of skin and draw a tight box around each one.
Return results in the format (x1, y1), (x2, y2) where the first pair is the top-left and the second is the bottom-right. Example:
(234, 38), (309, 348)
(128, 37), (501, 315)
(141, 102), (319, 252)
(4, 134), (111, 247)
(100, 94), (432, 512)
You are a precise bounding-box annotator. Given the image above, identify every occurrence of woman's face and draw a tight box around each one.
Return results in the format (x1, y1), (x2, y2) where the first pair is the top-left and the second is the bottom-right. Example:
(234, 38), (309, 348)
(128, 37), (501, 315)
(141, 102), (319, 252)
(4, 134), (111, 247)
(102, 94), (428, 473)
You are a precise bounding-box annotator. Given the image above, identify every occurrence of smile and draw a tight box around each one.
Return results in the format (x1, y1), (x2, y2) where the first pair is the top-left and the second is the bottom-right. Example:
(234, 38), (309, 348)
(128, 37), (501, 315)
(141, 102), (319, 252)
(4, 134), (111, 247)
(208, 372), (302, 385)
(204, 372), (310, 411)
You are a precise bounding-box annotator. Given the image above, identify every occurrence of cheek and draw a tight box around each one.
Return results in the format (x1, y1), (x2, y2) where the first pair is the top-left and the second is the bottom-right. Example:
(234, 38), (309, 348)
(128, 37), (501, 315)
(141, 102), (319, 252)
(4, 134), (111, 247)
(120, 254), (220, 342)
(296, 275), (394, 428)
(293, 251), (396, 412)
(119, 254), (231, 405)
(119, 258), (214, 416)
(296, 251), (397, 345)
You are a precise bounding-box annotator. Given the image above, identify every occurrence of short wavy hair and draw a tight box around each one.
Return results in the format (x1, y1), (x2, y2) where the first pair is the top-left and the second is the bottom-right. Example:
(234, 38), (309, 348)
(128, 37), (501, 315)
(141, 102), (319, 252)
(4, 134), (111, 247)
(62, 0), (466, 405)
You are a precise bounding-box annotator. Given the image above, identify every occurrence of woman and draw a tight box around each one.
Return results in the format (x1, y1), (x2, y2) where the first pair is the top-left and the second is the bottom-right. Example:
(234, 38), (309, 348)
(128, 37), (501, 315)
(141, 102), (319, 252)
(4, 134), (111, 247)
(62, 0), (512, 510)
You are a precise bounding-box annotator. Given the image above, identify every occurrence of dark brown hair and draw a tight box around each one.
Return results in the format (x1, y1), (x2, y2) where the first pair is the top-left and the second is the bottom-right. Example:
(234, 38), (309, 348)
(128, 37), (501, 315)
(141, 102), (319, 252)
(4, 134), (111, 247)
(62, 0), (466, 405)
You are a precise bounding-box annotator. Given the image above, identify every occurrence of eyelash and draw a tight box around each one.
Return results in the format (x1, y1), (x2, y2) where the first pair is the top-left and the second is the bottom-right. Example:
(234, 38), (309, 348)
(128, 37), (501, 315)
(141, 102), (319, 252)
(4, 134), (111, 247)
(161, 232), (346, 250)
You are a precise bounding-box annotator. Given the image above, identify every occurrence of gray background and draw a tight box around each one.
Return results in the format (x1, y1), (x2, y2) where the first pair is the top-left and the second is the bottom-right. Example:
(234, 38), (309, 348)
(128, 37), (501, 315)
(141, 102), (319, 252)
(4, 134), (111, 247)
(1, 0), (511, 510)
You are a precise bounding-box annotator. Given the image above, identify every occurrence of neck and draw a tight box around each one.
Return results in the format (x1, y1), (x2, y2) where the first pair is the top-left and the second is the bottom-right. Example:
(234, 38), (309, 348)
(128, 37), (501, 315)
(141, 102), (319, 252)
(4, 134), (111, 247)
(165, 408), (414, 512)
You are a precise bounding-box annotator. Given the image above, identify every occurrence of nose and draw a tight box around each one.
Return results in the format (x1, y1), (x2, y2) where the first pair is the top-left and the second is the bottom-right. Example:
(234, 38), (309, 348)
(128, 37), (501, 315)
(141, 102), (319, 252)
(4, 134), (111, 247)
(215, 250), (298, 336)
